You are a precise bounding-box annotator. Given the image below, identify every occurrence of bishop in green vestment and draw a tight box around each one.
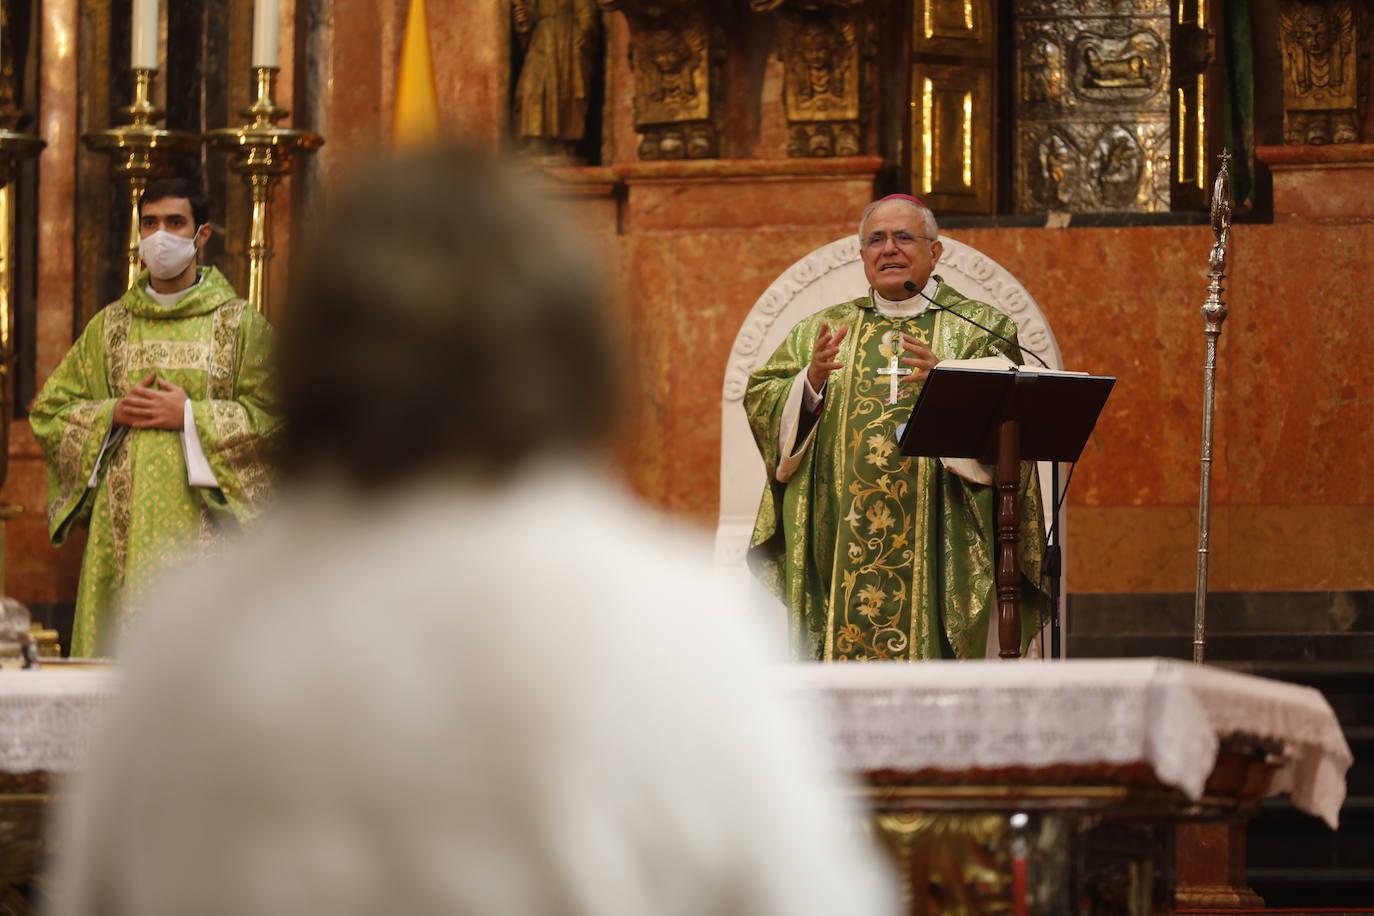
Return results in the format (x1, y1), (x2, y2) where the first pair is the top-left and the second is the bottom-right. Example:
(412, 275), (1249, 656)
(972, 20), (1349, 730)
(30, 180), (280, 656)
(745, 195), (1049, 661)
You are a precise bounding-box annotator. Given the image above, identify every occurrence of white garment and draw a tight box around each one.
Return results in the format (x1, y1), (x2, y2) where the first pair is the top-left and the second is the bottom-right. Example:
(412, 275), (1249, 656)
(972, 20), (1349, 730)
(49, 466), (897, 916)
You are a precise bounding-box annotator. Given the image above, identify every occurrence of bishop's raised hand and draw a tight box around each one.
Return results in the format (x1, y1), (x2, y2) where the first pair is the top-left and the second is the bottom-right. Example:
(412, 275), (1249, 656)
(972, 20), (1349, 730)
(807, 322), (849, 391)
(899, 332), (939, 385)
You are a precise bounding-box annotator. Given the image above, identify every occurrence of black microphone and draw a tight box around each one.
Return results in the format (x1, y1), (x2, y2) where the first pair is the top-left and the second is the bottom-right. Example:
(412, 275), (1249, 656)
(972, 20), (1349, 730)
(903, 280), (1050, 369)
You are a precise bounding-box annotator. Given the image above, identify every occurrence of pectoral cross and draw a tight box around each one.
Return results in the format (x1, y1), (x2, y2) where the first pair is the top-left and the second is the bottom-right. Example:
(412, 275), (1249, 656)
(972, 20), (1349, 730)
(876, 352), (911, 405)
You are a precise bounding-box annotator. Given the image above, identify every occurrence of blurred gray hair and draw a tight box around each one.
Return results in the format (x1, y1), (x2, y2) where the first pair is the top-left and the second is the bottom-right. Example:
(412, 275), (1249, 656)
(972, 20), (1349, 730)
(279, 146), (625, 487)
(857, 198), (939, 241)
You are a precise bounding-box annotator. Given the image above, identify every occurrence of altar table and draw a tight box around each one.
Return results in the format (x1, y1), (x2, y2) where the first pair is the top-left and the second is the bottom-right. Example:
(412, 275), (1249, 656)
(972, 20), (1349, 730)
(0, 661), (1353, 915)
(787, 658), (1353, 915)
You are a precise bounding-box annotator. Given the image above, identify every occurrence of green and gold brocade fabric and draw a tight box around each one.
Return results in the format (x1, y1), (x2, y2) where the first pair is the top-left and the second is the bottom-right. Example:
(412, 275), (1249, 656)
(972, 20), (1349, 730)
(745, 280), (1049, 661)
(30, 267), (281, 656)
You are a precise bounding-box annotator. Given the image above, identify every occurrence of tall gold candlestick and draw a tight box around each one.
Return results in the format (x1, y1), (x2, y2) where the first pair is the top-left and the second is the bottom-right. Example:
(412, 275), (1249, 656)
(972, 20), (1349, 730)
(206, 67), (323, 315)
(82, 69), (200, 288)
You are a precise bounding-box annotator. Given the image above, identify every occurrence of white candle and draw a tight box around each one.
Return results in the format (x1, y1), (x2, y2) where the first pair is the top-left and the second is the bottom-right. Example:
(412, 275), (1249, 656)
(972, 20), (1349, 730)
(131, 0), (159, 70)
(252, 0), (281, 69)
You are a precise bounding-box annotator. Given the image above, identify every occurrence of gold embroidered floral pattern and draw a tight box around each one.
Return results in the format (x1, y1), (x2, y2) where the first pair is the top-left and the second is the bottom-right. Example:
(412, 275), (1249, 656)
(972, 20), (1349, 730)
(210, 399), (271, 509)
(105, 434), (134, 579)
(827, 313), (935, 660)
(127, 340), (212, 375)
(104, 305), (132, 395)
(209, 300), (247, 399)
(50, 401), (106, 527)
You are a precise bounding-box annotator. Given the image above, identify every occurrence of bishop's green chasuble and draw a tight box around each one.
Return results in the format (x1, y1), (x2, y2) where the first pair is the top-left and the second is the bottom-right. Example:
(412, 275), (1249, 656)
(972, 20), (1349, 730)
(30, 267), (281, 656)
(745, 279), (1050, 661)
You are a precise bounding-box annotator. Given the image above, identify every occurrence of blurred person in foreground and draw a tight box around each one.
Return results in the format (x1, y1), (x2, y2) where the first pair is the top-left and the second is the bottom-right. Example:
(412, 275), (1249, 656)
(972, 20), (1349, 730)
(49, 147), (897, 916)
(30, 178), (279, 657)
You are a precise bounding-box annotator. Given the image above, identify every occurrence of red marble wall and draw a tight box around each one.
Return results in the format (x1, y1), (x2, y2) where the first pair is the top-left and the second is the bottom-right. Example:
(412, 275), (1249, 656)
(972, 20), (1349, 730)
(5, 0), (1372, 609)
(959, 219), (1374, 592)
(604, 202), (1374, 594)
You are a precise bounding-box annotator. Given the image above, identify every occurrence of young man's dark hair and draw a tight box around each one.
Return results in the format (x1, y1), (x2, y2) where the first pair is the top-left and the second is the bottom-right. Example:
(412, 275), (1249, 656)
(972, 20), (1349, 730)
(140, 177), (210, 228)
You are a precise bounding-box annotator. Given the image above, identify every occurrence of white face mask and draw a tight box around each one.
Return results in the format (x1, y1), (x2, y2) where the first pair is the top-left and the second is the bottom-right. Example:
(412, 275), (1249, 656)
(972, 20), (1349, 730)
(139, 228), (200, 281)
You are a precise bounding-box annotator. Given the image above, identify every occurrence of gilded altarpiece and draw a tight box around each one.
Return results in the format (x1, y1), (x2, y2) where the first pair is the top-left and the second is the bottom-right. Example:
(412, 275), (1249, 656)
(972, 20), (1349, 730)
(753, 0), (872, 157)
(1278, 0), (1367, 145)
(599, 0), (726, 159)
(1013, 0), (1172, 213)
(909, 0), (997, 213)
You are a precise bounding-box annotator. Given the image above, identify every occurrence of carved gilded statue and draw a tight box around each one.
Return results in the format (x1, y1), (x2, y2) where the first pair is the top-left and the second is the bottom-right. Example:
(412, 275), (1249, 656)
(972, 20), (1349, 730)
(1279, 0), (1362, 144)
(512, 0), (602, 160)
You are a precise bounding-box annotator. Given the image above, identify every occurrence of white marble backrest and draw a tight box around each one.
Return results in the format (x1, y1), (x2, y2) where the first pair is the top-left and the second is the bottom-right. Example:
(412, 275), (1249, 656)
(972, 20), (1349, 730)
(716, 235), (1068, 646)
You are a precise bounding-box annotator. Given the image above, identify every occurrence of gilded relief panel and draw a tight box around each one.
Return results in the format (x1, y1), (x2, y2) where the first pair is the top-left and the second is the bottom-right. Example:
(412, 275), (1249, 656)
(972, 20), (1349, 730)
(599, 0), (724, 159)
(1013, 0), (1171, 213)
(754, 0), (871, 157)
(1279, 0), (1366, 145)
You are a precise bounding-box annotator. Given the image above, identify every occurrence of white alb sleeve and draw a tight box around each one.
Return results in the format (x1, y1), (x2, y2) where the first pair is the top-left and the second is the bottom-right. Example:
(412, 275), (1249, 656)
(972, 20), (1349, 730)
(180, 399), (221, 488)
(776, 372), (826, 483)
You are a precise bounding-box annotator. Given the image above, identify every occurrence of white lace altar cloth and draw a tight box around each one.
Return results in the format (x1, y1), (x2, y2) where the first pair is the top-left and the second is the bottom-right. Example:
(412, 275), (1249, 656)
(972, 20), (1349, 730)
(0, 669), (122, 775)
(788, 658), (1352, 829)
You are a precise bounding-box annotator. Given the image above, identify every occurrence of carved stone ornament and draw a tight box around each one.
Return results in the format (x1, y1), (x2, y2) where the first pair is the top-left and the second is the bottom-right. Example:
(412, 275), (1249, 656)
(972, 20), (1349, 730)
(751, 0), (870, 157)
(599, 0), (726, 159)
(1012, 0), (1171, 213)
(1279, 0), (1367, 145)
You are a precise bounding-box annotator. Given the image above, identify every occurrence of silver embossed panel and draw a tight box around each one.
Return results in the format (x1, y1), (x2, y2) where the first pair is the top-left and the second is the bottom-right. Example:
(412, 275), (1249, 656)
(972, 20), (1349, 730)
(1013, 0), (1171, 212)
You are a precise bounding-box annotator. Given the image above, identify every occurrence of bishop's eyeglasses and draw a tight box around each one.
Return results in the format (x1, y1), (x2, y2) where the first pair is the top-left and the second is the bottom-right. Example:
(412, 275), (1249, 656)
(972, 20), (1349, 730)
(863, 230), (936, 250)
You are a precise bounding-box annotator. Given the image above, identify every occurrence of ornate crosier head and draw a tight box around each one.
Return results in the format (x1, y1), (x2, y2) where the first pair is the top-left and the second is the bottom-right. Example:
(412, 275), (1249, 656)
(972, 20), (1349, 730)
(1208, 150), (1232, 275)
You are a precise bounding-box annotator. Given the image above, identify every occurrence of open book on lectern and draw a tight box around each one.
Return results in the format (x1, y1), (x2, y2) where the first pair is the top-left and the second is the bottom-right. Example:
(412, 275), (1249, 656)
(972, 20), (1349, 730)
(896, 364), (1116, 466)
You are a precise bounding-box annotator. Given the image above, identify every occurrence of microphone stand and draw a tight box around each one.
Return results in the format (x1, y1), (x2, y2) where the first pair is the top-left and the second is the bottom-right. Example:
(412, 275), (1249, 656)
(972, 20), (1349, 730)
(1047, 460), (1062, 659)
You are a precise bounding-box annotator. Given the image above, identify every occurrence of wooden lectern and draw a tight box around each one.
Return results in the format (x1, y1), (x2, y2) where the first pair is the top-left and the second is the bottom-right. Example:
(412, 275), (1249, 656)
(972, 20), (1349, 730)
(898, 365), (1115, 658)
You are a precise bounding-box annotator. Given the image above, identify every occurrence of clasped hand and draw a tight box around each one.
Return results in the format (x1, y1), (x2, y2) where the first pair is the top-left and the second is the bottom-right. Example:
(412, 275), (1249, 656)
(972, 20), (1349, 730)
(113, 372), (188, 430)
(807, 325), (940, 392)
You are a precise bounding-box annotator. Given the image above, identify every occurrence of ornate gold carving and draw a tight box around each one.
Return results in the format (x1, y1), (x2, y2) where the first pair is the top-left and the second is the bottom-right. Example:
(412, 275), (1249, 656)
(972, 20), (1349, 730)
(753, 1), (871, 158)
(1013, 2), (1171, 213)
(511, 0), (603, 162)
(599, 0), (724, 159)
(1279, 0), (1365, 145)
(871, 811), (1016, 913)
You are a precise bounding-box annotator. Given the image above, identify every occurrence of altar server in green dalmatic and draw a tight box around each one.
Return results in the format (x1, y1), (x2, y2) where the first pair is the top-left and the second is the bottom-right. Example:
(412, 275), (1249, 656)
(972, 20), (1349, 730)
(745, 195), (1049, 661)
(31, 178), (280, 657)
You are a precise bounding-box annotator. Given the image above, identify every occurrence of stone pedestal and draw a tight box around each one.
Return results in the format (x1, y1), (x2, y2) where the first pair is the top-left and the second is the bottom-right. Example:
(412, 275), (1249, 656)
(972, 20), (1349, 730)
(1257, 144), (1374, 223)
